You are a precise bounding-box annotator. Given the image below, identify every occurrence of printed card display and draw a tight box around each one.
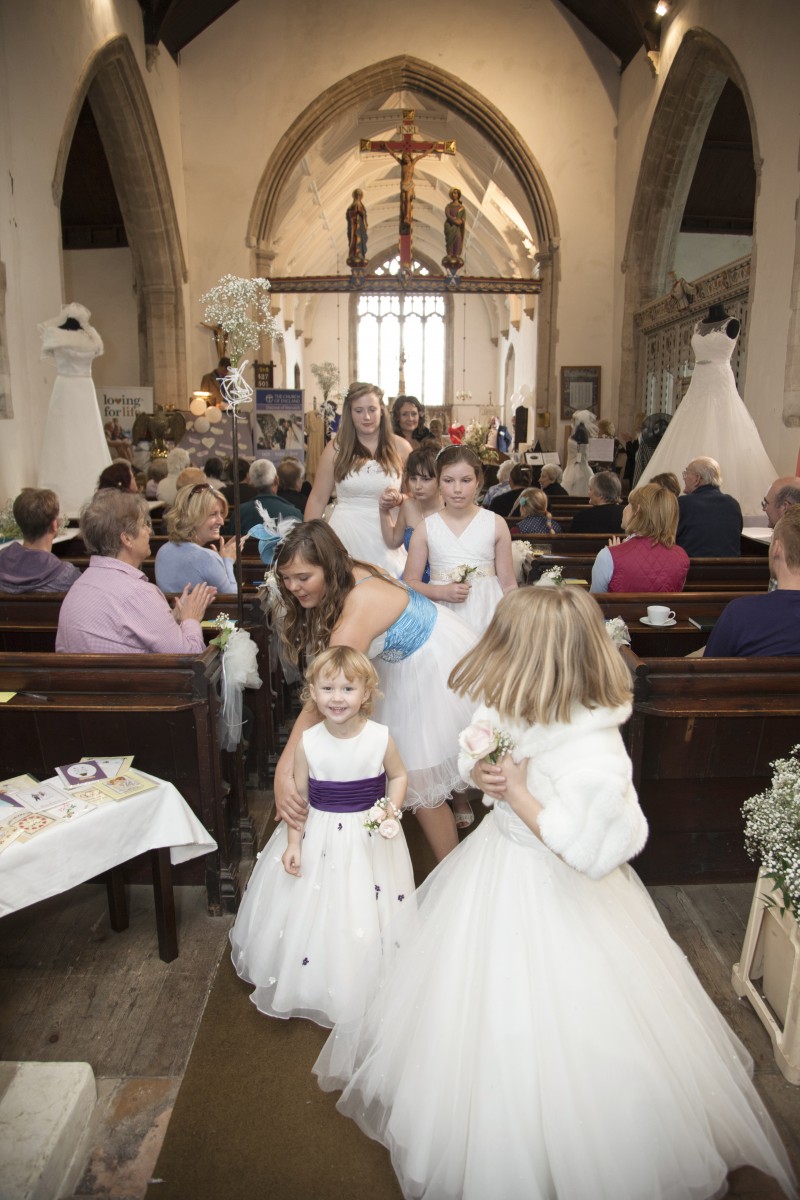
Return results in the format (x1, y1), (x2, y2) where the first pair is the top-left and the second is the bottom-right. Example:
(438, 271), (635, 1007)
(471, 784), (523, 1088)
(98, 770), (157, 800)
(55, 760), (111, 789)
(10, 811), (57, 841)
(44, 797), (95, 822)
(0, 823), (24, 853)
(10, 781), (70, 812)
(70, 784), (114, 806)
(0, 792), (26, 824)
(79, 756), (133, 777)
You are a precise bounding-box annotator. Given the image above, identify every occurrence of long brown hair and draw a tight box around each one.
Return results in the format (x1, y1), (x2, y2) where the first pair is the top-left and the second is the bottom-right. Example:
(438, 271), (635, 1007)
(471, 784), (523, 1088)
(273, 521), (401, 664)
(333, 382), (404, 483)
(449, 587), (631, 725)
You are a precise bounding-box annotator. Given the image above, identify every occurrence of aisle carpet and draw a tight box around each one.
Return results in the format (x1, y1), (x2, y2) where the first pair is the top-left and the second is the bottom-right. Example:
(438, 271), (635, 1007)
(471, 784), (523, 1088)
(146, 804), (446, 1200)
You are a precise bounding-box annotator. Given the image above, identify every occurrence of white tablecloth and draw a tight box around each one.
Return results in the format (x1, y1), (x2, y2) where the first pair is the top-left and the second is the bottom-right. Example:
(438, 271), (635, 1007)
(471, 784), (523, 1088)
(0, 773), (217, 917)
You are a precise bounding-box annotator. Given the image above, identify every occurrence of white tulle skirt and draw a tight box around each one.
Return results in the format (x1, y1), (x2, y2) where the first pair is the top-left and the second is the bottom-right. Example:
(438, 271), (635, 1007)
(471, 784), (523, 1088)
(435, 574), (503, 638)
(230, 808), (415, 1028)
(371, 606), (477, 810)
(315, 804), (797, 1200)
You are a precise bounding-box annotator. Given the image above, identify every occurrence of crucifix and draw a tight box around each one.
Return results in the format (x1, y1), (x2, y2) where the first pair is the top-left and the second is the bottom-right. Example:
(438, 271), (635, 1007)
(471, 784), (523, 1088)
(361, 110), (456, 271)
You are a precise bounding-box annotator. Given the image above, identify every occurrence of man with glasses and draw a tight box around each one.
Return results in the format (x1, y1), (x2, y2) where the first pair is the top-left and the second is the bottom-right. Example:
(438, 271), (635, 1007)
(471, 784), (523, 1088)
(676, 457), (742, 557)
(761, 477), (800, 530)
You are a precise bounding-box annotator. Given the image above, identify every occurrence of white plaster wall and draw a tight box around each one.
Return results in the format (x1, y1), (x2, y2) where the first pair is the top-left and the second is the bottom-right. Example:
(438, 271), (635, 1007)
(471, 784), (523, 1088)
(176, 0), (620, 417)
(0, 0), (186, 502)
(63, 248), (139, 387)
(673, 233), (753, 282)
(614, 0), (800, 474)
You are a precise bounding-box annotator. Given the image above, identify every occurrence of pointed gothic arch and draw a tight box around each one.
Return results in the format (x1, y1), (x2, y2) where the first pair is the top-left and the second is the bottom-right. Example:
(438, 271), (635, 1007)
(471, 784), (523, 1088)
(246, 55), (560, 416)
(53, 35), (187, 405)
(619, 29), (759, 431)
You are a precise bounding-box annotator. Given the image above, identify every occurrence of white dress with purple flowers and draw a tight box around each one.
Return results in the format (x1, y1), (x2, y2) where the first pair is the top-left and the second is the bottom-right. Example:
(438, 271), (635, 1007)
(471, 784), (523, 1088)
(229, 719), (415, 1028)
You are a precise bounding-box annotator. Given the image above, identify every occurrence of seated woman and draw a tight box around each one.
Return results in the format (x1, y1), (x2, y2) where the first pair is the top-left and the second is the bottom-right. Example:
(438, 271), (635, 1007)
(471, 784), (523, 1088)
(511, 488), (561, 534)
(590, 482), (690, 593)
(56, 490), (214, 653)
(97, 460), (138, 493)
(0, 488), (80, 593)
(155, 483), (242, 594)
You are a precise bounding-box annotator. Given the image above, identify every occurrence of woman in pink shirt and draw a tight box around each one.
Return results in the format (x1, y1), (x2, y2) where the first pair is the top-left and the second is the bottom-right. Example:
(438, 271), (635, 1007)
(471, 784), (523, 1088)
(56, 490), (215, 653)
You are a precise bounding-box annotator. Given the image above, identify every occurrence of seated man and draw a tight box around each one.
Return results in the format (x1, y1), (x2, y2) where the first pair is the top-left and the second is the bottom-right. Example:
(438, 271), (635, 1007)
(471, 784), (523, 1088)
(276, 456), (309, 514)
(677, 457), (742, 557)
(761, 476), (800, 529)
(569, 471), (625, 533)
(223, 458), (302, 535)
(0, 489), (80, 593)
(705, 507), (800, 656)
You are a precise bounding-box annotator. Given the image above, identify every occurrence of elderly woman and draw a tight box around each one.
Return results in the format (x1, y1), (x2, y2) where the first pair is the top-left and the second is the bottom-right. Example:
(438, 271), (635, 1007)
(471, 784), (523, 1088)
(539, 463), (568, 498)
(56, 490), (214, 652)
(272, 521), (477, 861)
(156, 447), (192, 509)
(512, 488), (561, 534)
(590, 482), (690, 593)
(155, 483), (241, 594)
(391, 394), (434, 448)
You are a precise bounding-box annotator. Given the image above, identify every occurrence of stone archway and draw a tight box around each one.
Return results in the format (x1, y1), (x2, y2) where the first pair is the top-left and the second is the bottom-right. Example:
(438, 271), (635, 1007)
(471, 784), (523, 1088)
(619, 29), (758, 432)
(246, 55), (560, 418)
(53, 36), (187, 405)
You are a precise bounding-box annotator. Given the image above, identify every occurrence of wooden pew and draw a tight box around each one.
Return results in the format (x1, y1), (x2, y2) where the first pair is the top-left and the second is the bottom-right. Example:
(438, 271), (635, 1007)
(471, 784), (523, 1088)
(0, 646), (244, 913)
(0, 591), (278, 790)
(620, 647), (800, 886)
(521, 551), (770, 592)
(592, 591), (748, 656)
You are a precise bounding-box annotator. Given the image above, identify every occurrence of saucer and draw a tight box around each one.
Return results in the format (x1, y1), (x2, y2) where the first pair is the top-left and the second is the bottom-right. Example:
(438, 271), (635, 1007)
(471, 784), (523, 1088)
(640, 616), (676, 627)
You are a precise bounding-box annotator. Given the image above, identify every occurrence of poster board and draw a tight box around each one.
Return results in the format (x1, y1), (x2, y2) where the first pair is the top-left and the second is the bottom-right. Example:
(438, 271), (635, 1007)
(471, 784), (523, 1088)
(98, 386), (153, 438)
(255, 389), (305, 463)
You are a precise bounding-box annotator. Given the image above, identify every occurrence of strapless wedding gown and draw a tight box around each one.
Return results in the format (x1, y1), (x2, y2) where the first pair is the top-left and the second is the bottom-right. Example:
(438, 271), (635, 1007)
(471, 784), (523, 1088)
(330, 461), (407, 577)
(638, 321), (776, 519)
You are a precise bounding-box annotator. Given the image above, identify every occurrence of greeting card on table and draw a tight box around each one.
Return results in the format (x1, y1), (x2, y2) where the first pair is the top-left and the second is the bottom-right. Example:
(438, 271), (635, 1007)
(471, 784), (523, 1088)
(0, 774), (39, 792)
(79, 756), (134, 777)
(55, 760), (111, 790)
(99, 770), (157, 800)
(0, 791), (27, 822)
(45, 796), (96, 822)
(0, 823), (24, 853)
(70, 784), (113, 806)
(10, 810), (57, 841)
(10, 781), (70, 812)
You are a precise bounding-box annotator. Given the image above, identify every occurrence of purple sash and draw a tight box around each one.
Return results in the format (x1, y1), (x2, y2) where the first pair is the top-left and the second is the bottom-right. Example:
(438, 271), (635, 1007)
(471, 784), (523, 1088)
(308, 772), (387, 813)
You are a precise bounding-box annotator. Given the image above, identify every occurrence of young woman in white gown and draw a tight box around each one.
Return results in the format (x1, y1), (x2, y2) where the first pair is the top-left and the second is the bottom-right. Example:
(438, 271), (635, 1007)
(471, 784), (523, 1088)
(315, 587), (797, 1200)
(37, 303), (111, 517)
(305, 382), (410, 576)
(404, 445), (517, 638)
(638, 306), (776, 519)
(230, 646), (414, 1028)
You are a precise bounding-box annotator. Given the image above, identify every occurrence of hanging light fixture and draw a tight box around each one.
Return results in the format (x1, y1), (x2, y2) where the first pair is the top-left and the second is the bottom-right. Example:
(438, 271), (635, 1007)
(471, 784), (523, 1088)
(655, 1), (669, 16)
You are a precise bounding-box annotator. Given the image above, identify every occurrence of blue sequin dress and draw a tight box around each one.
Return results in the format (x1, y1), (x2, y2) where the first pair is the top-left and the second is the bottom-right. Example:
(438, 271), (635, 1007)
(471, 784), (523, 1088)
(365, 587), (477, 810)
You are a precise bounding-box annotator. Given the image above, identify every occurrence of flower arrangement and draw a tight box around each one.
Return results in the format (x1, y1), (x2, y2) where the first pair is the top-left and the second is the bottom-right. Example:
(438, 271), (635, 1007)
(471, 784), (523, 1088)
(311, 361), (340, 400)
(537, 565), (565, 587)
(463, 420), (500, 464)
(743, 746), (800, 914)
(0, 500), (21, 541)
(453, 563), (478, 584)
(364, 798), (403, 839)
(209, 612), (236, 651)
(604, 617), (631, 648)
(199, 274), (281, 365)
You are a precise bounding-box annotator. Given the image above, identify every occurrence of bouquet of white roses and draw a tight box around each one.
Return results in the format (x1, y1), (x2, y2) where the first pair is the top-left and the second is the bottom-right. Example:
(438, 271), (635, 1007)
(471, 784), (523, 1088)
(364, 798), (403, 840)
(453, 563), (478, 583)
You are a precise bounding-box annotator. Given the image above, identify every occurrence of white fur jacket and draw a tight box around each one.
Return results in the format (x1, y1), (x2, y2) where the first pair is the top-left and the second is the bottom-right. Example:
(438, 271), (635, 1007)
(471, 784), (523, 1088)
(457, 702), (648, 880)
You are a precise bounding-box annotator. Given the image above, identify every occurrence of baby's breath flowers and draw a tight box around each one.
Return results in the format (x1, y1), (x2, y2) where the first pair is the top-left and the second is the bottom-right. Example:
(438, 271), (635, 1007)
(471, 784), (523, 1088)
(743, 746), (800, 914)
(199, 275), (281, 365)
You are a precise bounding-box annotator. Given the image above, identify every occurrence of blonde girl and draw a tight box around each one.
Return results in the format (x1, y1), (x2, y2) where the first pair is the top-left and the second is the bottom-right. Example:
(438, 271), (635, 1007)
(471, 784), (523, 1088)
(305, 381), (410, 576)
(405, 444), (517, 636)
(316, 587), (796, 1200)
(230, 645), (413, 1029)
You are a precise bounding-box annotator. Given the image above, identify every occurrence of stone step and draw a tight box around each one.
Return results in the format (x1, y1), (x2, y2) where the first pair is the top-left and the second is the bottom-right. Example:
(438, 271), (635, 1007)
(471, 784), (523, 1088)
(0, 1061), (96, 1200)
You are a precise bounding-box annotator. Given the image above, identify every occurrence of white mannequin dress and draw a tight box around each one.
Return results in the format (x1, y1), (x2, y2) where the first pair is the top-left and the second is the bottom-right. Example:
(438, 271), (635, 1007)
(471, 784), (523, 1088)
(424, 509), (502, 635)
(330, 460), (407, 576)
(638, 319), (776, 519)
(37, 304), (111, 517)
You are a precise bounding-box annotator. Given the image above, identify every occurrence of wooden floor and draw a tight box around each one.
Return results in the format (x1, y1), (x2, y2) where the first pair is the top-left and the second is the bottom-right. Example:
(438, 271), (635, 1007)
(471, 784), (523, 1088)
(0, 840), (798, 1197)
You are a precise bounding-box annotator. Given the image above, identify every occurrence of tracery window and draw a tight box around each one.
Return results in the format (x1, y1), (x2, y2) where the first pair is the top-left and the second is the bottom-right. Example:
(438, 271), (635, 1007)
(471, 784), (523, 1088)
(356, 256), (446, 405)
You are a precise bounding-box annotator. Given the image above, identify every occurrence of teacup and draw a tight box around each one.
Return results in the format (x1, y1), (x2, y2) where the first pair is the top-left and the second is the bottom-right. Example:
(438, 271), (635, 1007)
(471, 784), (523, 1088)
(647, 605), (675, 625)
